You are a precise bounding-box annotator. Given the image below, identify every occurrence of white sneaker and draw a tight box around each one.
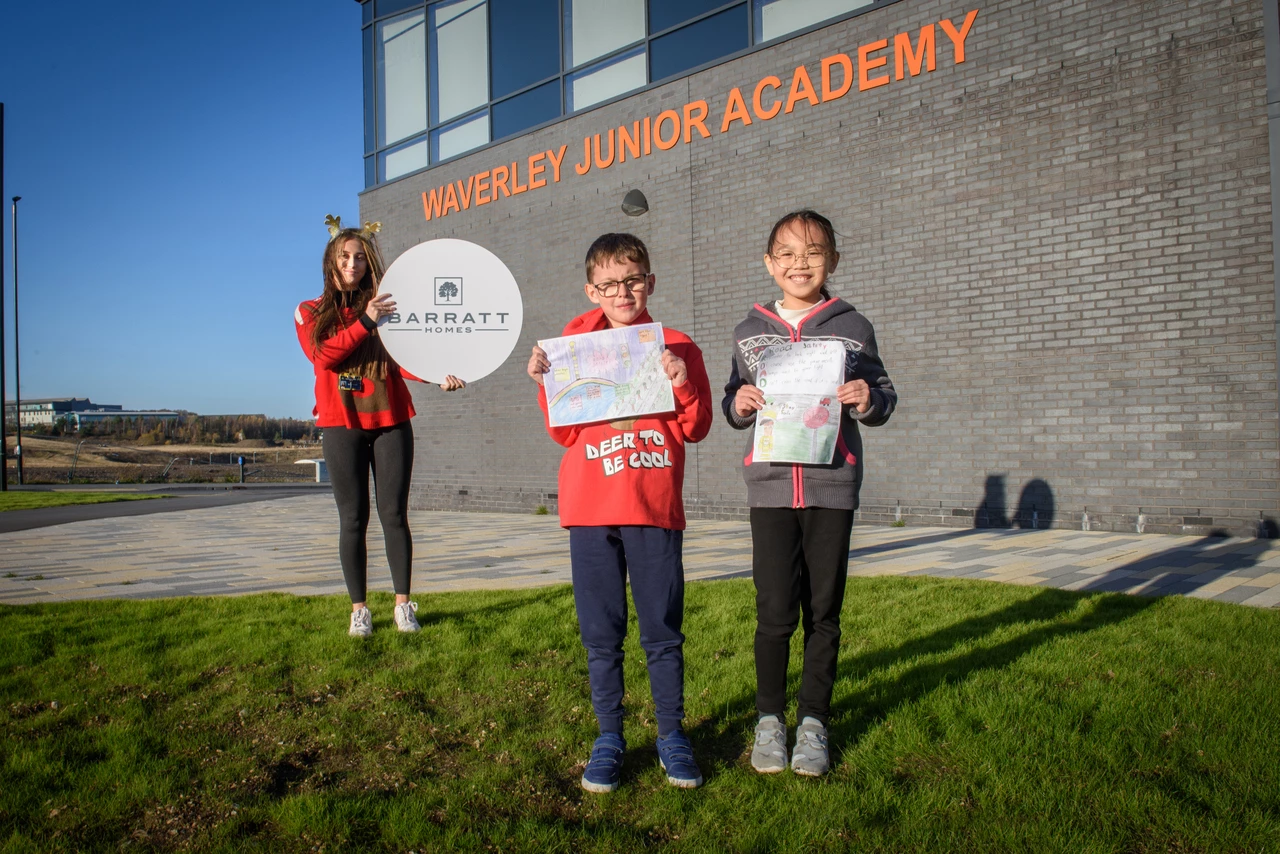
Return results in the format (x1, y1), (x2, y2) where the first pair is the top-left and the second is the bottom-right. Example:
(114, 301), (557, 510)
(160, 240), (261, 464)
(393, 600), (421, 633)
(791, 716), (829, 776)
(348, 606), (372, 637)
(751, 715), (788, 773)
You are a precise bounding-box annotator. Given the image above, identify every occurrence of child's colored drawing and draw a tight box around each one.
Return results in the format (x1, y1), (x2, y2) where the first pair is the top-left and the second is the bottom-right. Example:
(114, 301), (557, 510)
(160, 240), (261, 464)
(540, 323), (675, 427)
(752, 340), (845, 464)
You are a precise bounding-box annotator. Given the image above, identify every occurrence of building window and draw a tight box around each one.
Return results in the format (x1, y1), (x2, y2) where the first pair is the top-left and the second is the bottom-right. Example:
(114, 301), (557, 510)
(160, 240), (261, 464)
(432, 111), (490, 162)
(430, 0), (489, 125)
(491, 0), (560, 100)
(567, 47), (647, 112)
(359, 0), (895, 186)
(565, 0), (645, 69)
(651, 5), (748, 82)
(753, 0), (877, 43)
(380, 136), (430, 182)
(376, 8), (428, 148)
(492, 79), (561, 140)
(649, 0), (731, 34)
(377, 0), (424, 16)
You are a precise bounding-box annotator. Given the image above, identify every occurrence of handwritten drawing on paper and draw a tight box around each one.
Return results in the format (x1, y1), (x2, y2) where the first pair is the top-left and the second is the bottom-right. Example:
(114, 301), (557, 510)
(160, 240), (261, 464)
(540, 322), (675, 427)
(753, 340), (846, 464)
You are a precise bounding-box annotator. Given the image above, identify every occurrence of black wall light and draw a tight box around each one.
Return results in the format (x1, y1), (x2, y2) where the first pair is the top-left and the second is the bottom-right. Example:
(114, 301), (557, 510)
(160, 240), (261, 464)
(621, 189), (648, 216)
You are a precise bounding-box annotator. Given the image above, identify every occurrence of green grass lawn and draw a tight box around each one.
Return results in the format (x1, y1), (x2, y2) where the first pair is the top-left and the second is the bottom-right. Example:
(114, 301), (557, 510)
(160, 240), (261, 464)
(2, 577), (1278, 852)
(0, 491), (161, 512)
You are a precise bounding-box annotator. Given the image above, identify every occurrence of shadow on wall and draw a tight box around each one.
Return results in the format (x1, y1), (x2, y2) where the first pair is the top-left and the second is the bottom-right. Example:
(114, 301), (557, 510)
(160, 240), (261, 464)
(974, 475), (1055, 529)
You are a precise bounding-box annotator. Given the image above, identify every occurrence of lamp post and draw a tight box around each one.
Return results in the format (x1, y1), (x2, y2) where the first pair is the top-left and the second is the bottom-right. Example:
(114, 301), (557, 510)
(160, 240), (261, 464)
(11, 195), (21, 485)
(0, 104), (7, 491)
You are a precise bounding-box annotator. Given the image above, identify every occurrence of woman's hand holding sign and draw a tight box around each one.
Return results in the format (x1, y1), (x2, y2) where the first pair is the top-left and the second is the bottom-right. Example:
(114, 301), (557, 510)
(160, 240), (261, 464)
(365, 292), (396, 323)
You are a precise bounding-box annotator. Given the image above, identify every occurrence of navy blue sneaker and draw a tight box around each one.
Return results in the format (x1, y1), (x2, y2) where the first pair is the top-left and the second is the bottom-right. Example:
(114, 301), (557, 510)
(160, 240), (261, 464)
(656, 730), (703, 789)
(581, 732), (626, 793)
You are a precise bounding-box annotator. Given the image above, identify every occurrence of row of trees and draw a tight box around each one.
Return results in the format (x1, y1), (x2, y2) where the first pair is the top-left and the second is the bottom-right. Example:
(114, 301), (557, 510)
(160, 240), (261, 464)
(29, 414), (319, 445)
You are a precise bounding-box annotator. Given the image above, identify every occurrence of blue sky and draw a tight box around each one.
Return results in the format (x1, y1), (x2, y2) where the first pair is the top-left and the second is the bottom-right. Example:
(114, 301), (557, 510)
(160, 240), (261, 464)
(1, 1), (365, 419)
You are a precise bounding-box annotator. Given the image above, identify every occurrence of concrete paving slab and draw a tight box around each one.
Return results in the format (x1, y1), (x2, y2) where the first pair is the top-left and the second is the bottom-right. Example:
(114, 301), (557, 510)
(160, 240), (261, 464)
(0, 496), (1277, 609)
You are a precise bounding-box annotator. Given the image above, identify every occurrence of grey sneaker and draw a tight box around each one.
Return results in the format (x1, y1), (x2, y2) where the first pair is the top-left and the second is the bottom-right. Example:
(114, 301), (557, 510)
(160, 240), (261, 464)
(348, 606), (372, 637)
(393, 600), (421, 632)
(791, 716), (829, 776)
(750, 715), (788, 773)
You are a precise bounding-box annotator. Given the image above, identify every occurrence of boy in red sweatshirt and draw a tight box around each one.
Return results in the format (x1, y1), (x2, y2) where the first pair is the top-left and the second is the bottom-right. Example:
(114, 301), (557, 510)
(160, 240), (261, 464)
(527, 233), (713, 792)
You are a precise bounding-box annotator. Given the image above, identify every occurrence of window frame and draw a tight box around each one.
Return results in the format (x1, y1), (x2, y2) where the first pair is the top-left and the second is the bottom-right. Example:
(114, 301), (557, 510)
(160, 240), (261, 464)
(360, 0), (902, 189)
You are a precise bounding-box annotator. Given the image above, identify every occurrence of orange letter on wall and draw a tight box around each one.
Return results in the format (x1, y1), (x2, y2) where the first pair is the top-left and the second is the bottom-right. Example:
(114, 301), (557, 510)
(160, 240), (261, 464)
(492, 164), (511, 198)
(940, 9), (978, 64)
(456, 175), (475, 209)
(422, 187), (446, 221)
(619, 122), (641, 162)
(784, 65), (820, 114)
(654, 110), (681, 150)
(527, 153), (547, 189)
(894, 24), (935, 79)
(510, 160), (528, 194)
(753, 75), (782, 120)
(593, 130), (616, 169)
(858, 39), (890, 91)
(821, 54), (852, 101)
(546, 144), (568, 182)
(474, 171), (492, 205)
(720, 88), (752, 133)
(574, 136), (592, 175)
(441, 183), (461, 216)
(684, 100), (711, 143)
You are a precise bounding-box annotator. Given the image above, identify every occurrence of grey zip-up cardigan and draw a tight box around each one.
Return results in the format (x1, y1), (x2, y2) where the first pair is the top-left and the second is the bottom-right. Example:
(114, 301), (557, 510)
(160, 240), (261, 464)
(721, 297), (897, 510)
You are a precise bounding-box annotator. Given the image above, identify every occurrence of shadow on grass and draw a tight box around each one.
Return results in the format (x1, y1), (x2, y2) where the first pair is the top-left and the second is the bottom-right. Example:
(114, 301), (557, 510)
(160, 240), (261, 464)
(826, 588), (1153, 751)
(690, 528), (1269, 771)
(685, 586), (1150, 773)
(419, 584), (577, 627)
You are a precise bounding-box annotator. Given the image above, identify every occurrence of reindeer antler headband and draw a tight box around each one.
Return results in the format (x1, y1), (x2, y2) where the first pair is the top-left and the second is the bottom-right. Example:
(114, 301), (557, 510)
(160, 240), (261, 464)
(325, 214), (382, 240)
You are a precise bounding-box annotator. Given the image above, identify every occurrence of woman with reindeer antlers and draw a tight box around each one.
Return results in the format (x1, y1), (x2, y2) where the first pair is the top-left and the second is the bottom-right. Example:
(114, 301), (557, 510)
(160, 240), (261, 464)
(295, 216), (465, 637)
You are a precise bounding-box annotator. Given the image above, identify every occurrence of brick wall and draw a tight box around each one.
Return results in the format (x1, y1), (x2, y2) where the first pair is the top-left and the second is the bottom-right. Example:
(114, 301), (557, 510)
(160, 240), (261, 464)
(361, 0), (1278, 536)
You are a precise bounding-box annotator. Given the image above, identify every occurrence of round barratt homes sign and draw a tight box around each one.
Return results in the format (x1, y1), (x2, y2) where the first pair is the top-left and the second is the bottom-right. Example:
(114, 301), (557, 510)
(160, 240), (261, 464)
(376, 238), (524, 384)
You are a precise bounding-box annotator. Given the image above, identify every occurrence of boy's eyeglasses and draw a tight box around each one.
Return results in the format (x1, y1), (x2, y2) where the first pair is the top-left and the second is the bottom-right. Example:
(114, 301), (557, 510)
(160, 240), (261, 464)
(592, 274), (650, 298)
(770, 249), (828, 269)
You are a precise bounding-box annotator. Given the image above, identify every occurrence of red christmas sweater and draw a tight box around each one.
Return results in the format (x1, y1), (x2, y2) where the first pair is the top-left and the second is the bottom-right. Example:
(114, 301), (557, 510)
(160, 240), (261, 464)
(536, 308), (713, 530)
(295, 299), (420, 429)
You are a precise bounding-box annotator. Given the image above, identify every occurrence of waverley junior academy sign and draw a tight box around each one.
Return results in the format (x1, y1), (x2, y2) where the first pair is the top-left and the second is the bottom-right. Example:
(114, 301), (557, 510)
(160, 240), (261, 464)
(420, 9), (979, 223)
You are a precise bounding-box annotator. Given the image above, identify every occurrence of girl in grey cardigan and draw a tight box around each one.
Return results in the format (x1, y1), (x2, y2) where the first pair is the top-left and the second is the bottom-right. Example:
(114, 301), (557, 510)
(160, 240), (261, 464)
(722, 210), (897, 776)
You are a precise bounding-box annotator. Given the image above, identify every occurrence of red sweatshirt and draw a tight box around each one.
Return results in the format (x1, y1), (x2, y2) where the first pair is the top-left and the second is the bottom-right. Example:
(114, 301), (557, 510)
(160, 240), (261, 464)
(536, 308), (713, 530)
(295, 299), (419, 429)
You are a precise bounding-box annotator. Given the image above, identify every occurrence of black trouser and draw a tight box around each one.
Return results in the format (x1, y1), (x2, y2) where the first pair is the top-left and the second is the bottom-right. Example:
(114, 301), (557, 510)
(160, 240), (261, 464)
(322, 422), (414, 603)
(750, 506), (855, 726)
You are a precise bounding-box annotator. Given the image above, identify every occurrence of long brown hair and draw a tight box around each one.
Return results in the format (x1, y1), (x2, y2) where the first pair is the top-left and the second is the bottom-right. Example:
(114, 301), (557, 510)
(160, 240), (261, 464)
(766, 209), (839, 300)
(307, 228), (391, 379)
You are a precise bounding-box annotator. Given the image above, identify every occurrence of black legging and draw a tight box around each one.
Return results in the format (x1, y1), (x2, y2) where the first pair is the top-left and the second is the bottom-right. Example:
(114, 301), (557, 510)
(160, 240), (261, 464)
(322, 421), (413, 603)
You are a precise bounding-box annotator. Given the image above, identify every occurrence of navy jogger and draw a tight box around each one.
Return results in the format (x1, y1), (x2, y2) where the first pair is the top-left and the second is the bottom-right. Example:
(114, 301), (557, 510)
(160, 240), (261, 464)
(568, 525), (686, 737)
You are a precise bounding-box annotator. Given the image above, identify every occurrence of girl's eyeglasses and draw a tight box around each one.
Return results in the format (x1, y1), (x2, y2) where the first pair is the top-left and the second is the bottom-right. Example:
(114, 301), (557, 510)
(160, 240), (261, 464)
(770, 249), (828, 269)
(592, 274), (651, 298)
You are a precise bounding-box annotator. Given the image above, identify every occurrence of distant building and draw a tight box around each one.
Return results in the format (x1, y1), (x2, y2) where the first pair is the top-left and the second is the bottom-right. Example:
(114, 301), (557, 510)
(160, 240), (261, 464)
(2, 398), (180, 430)
(4, 398), (122, 427)
(71, 410), (180, 428)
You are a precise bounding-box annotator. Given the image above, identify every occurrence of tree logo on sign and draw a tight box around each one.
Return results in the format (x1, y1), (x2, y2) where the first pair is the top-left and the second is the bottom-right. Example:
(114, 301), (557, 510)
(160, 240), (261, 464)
(435, 277), (463, 305)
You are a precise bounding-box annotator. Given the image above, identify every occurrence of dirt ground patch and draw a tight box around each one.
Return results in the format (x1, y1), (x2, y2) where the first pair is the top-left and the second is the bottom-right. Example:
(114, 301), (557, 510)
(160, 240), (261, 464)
(5, 436), (323, 484)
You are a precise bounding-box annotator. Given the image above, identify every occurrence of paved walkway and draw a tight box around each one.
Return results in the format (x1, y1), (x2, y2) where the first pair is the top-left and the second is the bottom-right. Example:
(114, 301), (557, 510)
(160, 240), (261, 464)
(2, 495), (1279, 608)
